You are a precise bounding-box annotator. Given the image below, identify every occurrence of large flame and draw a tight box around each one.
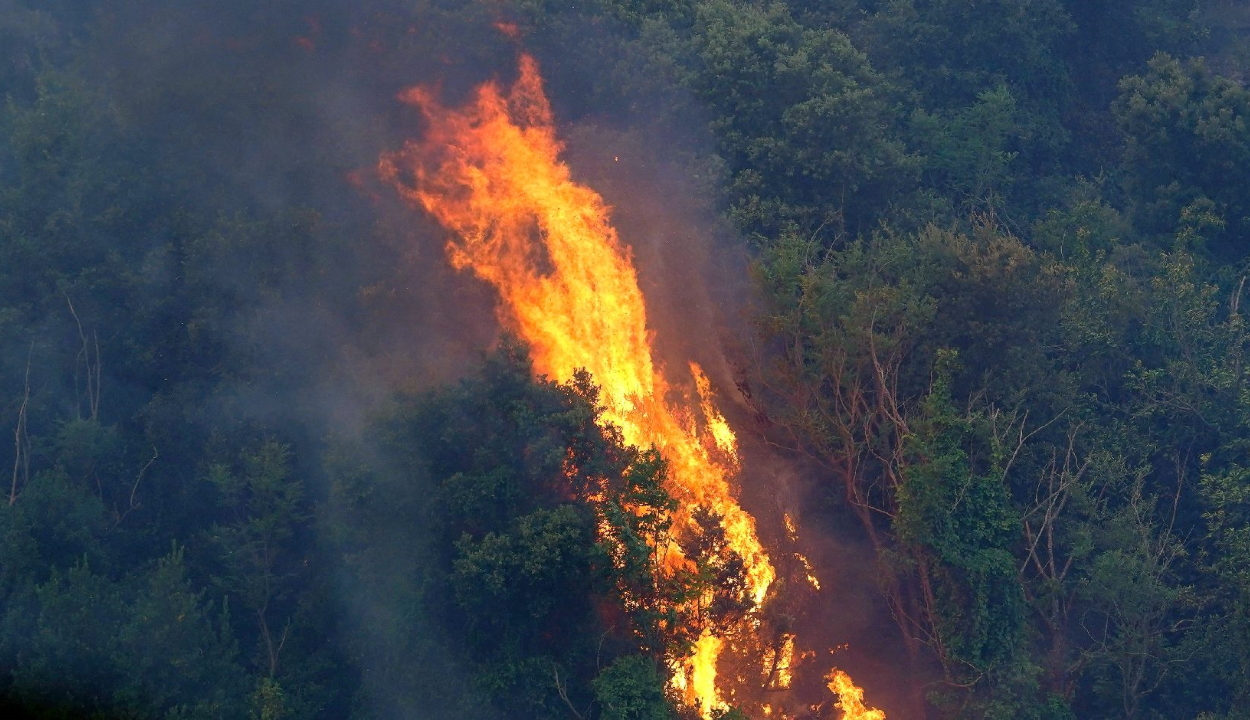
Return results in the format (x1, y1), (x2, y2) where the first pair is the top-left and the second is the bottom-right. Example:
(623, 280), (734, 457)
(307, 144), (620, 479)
(380, 53), (880, 719)
(827, 670), (887, 720)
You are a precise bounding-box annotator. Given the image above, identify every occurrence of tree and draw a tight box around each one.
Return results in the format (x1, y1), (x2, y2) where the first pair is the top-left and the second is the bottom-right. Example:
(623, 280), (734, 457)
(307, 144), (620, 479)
(1076, 477), (1193, 719)
(863, 0), (1073, 109)
(687, 0), (914, 237)
(330, 343), (689, 719)
(910, 85), (1022, 215)
(114, 545), (247, 718)
(894, 352), (1030, 711)
(206, 441), (308, 682)
(594, 656), (672, 720)
(1113, 54), (1250, 254)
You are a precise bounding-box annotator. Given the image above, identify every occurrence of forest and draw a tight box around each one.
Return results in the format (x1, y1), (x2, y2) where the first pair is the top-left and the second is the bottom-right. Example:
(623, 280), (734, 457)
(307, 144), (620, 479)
(1, 0), (1249, 718)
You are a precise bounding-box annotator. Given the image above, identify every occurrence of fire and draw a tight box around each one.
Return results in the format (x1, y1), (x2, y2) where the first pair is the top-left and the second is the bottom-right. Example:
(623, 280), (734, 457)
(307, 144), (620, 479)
(379, 52), (881, 719)
(798, 552), (821, 590)
(827, 670), (886, 720)
(690, 631), (723, 714)
(783, 513), (799, 541)
(692, 362), (739, 462)
(767, 634), (797, 689)
(783, 514), (821, 590)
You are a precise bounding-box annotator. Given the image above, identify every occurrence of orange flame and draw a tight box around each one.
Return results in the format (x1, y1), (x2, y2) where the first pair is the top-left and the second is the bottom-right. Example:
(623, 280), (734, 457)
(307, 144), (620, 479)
(379, 53), (881, 720)
(378, 53), (770, 715)
(827, 670), (886, 720)
(768, 634), (797, 689)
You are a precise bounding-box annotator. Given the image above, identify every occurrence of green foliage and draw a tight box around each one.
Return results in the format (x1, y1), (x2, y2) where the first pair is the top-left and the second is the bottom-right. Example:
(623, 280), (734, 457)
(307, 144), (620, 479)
(751, 202), (1237, 715)
(328, 343), (686, 719)
(898, 353), (1024, 674)
(1114, 54), (1250, 252)
(115, 545), (246, 718)
(863, 0), (1073, 108)
(1077, 479), (1193, 718)
(206, 441), (309, 678)
(1199, 427), (1250, 712)
(250, 677), (288, 720)
(6, 560), (125, 704)
(911, 86), (1022, 214)
(452, 505), (596, 644)
(593, 656), (673, 720)
(1061, 0), (1204, 100)
(1, 468), (111, 579)
(0, 546), (248, 719)
(686, 0), (914, 236)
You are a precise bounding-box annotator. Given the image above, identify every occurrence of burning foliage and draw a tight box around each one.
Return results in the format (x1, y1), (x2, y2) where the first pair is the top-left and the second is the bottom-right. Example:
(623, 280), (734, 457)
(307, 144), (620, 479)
(379, 53), (882, 719)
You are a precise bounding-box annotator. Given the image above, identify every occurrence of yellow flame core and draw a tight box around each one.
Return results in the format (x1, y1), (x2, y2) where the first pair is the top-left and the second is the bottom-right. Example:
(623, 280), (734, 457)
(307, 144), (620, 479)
(690, 631), (724, 715)
(827, 670), (886, 720)
(380, 54), (772, 715)
(772, 634), (797, 689)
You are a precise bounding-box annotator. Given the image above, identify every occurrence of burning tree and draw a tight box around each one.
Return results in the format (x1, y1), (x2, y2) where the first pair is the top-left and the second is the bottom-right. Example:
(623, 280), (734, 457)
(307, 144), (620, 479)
(379, 52), (883, 719)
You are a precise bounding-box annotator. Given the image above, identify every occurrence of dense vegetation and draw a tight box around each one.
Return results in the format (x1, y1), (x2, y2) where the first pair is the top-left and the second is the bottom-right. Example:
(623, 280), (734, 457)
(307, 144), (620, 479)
(1, 0), (1249, 718)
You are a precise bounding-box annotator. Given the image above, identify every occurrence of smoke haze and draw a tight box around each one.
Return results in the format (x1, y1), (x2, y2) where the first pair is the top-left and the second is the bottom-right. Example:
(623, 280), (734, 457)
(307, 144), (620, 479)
(0, 2), (916, 717)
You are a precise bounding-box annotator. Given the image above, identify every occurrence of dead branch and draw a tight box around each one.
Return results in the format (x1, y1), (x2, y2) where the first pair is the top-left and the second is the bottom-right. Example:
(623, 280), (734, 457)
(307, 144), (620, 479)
(116, 446), (158, 525)
(552, 665), (585, 720)
(9, 341), (32, 506)
(65, 293), (101, 421)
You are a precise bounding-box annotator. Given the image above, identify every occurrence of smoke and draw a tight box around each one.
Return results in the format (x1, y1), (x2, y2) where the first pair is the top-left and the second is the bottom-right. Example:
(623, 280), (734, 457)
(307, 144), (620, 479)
(553, 79), (927, 720)
(7, 4), (522, 717)
(551, 49), (926, 720)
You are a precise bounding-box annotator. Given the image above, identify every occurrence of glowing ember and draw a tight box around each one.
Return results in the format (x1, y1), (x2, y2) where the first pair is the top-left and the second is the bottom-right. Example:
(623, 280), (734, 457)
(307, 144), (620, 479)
(782, 515), (821, 590)
(827, 670), (886, 720)
(797, 552), (821, 590)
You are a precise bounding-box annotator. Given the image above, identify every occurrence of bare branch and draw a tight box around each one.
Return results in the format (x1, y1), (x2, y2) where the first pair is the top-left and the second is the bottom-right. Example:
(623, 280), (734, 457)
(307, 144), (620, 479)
(9, 341), (32, 506)
(116, 446), (158, 525)
(64, 293), (101, 421)
(552, 665), (585, 720)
